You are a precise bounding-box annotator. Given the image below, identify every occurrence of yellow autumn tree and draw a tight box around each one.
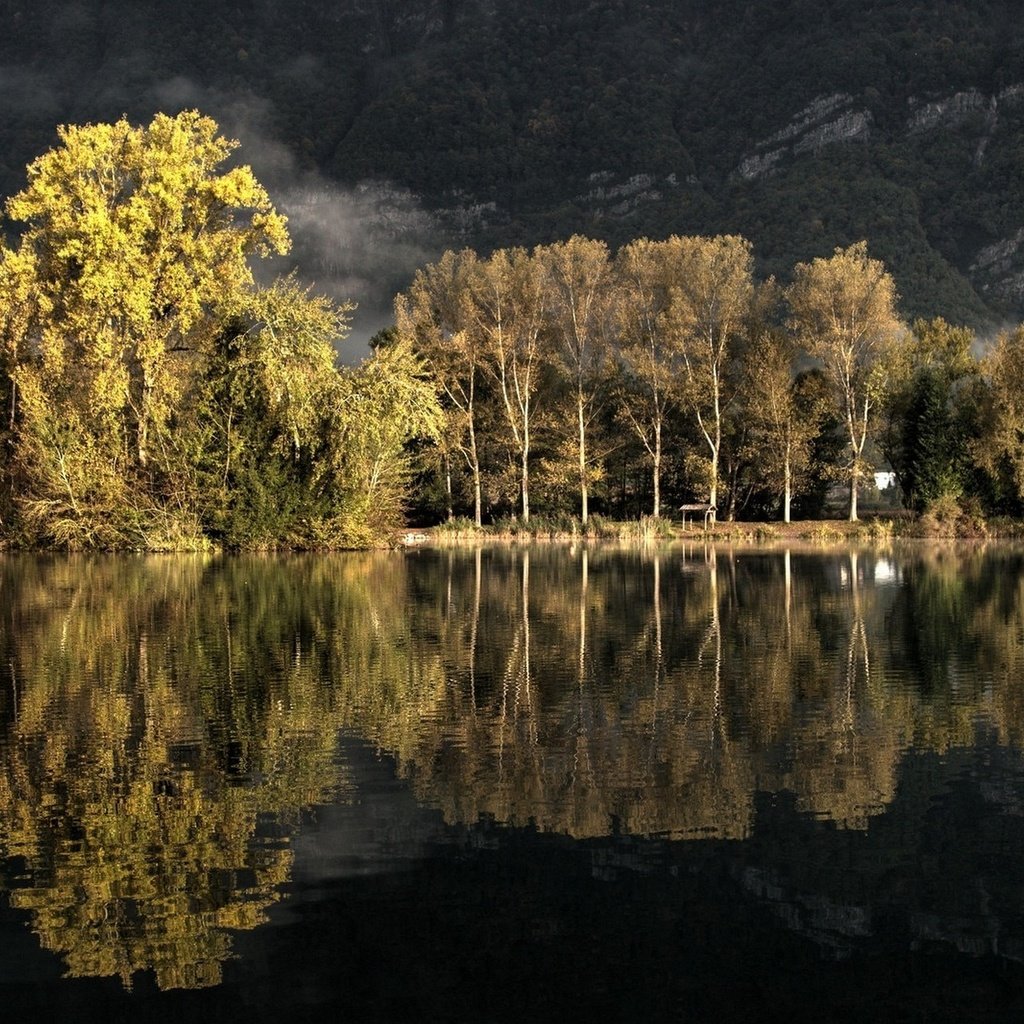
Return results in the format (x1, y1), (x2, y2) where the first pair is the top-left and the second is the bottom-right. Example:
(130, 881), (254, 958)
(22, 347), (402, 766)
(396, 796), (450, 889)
(663, 235), (754, 522)
(0, 110), (289, 546)
(395, 248), (487, 525)
(614, 238), (682, 519)
(468, 246), (548, 523)
(541, 236), (616, 526)
(330, 337), (444, 542)
(788, 242), (903, 521)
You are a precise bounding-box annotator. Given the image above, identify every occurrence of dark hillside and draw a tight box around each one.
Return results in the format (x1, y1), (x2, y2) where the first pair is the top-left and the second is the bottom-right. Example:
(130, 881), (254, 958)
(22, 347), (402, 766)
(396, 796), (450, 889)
(2, 0), (1023, 328)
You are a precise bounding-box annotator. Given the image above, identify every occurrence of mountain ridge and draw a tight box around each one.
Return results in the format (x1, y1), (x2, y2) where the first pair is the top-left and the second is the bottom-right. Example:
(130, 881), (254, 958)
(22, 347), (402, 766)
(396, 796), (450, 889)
(2, 0), (1023, 331)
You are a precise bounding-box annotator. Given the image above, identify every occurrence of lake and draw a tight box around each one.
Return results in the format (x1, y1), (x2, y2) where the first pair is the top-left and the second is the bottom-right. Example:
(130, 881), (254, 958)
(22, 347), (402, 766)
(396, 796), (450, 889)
(2, 543), (1024, 1022)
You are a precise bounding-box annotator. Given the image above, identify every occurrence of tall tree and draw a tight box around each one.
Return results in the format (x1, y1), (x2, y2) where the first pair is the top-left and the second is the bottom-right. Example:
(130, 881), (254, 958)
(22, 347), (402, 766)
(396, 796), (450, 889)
(788, 242), (902, 521)
(613, 238), (679, 518)
(197, 276), (353, 547)
(1, 111), (291, 545)
(744, 328), (830, 522)
(664, 235), (754, 522)
(468, 247), (547, 522)
(541, 236), (615, 525)
(395, 249), (486, 525)
(332, 338), (444, 540)
(973, 325), (1024, 510)
(877, 317), (978, 513)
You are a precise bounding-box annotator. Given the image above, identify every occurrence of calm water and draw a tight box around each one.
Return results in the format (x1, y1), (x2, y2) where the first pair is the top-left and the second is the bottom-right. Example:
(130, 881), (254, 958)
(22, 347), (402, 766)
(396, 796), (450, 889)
(2, 544), (1024, 1021)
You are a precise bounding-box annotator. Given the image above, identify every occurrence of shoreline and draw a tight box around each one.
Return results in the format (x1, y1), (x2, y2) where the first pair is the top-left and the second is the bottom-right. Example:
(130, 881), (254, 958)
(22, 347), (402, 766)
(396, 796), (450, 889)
(1, 515), (1014, 554)
(405, 513), (1018, 547)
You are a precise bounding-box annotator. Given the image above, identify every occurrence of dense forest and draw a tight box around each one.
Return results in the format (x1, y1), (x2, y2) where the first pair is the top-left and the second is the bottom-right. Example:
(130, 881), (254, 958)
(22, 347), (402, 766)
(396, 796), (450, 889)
(3, 0), (1024, 332)
(6, 111), (1024, 547)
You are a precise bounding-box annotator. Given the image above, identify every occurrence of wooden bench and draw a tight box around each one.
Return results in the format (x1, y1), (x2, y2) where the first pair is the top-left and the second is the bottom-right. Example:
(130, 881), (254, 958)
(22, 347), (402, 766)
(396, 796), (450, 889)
(678, 503), (716, 530)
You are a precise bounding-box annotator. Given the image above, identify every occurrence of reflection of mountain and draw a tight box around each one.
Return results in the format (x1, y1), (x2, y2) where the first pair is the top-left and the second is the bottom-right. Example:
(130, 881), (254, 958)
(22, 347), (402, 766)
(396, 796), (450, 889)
(3, 544), (1024, 992)
(728, 747), (1024, 963)
(181, 742), (1024, 1024)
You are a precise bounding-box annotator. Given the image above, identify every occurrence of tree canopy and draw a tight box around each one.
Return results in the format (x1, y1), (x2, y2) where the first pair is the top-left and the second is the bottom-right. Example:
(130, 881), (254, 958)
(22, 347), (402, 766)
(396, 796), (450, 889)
(0, 112), (441, 549)
(396, 234), (1024, 529)
(788, 242), (902, 520)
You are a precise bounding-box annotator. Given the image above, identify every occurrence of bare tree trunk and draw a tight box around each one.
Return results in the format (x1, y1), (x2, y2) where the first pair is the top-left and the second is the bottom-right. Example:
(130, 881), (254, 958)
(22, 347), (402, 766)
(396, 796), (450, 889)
(578, 389), (588, 525)
(138, 382), (151, 469)
(521, 439), (530, 522)
(726, 457), (739, 522)
(709, 385), (721, 525)
(444, 453), (453, 522)
(469, 421), (482, 527)
(848, 400), (868, 522)
(783, 452), (792, 523)
(708, 448), (718, 525)
(652, 422), (662, 518)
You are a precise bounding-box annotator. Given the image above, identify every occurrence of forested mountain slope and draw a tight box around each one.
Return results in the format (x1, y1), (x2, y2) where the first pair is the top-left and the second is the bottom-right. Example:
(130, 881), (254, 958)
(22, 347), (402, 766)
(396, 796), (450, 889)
(2, 0), (1023, 329)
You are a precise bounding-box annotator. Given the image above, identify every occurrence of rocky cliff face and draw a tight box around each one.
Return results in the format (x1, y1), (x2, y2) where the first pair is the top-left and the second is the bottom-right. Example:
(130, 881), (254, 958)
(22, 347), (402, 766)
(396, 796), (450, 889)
(739, 84), (1024, 181)
(738, 94), (873, 180)
(730, 80), (1024, 312)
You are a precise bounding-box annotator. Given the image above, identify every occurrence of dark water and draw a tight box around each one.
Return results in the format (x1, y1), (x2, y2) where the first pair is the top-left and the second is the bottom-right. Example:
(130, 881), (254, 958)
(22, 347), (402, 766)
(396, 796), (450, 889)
(2, 544), (1024, 1022)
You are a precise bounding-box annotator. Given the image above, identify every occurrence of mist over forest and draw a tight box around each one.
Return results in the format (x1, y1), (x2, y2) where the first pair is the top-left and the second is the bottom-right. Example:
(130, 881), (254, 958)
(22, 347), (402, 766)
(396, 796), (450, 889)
(3, 0), (1024, 346)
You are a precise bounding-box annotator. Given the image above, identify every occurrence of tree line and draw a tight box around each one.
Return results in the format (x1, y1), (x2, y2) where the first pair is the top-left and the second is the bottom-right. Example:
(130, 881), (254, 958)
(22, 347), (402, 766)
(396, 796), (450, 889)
(0, 111), (442, 549)
(5, 111), (1024, 549)
(396, 234), (1024, 527)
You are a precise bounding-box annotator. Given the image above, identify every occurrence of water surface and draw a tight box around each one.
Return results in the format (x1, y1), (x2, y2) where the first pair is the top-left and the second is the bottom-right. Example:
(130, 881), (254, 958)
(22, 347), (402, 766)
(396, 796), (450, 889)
(2, 544), (1024, 1021)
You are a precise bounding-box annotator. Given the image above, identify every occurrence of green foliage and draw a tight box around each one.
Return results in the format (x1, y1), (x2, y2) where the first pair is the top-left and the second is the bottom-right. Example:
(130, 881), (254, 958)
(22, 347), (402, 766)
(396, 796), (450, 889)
(0, 115), (438, 549)
(332, 338), (444, 536)
(192, 276), (353, 548)
(584, 513), (675, 541)
(433, 515), (483, 538)
(878, 318), (980, 512)
(972, 326), (1024, 514)
(916, 493), (989, 538)
(907, 369), (964, 506)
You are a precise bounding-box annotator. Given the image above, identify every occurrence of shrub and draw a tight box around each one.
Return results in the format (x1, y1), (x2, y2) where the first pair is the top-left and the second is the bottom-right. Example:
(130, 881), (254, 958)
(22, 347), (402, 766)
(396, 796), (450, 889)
(916, 494), (987, 538)
(434, 515), (483, 538)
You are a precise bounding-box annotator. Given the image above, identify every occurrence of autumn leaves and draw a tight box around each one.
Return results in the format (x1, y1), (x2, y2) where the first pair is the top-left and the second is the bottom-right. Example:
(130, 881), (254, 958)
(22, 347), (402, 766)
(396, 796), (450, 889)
(0, 112), (440, 548)
(398, 235), (902, 525)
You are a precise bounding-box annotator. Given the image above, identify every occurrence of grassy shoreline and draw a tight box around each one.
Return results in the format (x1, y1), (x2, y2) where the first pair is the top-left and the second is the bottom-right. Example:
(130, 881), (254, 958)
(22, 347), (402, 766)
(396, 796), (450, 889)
(4, 513), (1017, 553)
(409, 511), (1024, 546)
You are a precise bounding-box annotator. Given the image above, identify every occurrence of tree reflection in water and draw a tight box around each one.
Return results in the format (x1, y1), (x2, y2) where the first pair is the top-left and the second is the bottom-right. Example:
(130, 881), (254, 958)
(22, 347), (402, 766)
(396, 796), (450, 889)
(2, 543), (1024, 989)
